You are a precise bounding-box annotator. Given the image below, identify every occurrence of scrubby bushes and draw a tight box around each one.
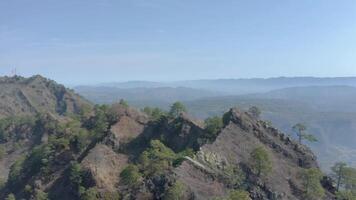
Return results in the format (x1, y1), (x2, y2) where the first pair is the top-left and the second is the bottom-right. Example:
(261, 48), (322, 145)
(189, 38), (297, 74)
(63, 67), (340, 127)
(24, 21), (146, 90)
(5, 193), (15, 200)
(80, 187), (100, 200)
(331, 162), (356, 200)
(143, 107), (167, 121)
(0, 116), (36, 142)
(203, 116), (223, 142)
(68, 162), (103, 200)
(248, 106), (261, 119)
(169, 102), (187, 118)
(228, 190), (251, 200)
(163, 181), (186, 200)
(33, 189), (49, 200)
(7, 156), (25, 187)
(213, 189), (251, 200)
(222, 165), (245, 188)
(69, 161), (83, 189)
(0, 145), (5, 160)
(139, 140), (178, 177)
(120, 164), (142, 187)
(249, 147), (272, 177)
(301, 168), (325, 200)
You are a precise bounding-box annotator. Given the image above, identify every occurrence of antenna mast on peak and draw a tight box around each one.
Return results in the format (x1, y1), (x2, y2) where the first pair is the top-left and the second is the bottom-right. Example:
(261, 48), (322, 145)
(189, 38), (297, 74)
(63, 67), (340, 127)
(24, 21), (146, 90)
(11, 67), (17, 77)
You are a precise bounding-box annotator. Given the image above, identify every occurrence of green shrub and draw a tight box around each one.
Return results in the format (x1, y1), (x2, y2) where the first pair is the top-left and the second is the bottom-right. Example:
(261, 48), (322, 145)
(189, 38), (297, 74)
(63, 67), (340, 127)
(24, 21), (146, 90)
(0, 145), (6, 160)
(8, 156), (25, 186)
(301, 168), (325, 200)
(26, 144), (54, 175)
(0, 116), (35, 142)
(69, 161), (83, 187)
(213, 190), (251, 200)
(169, 102), (187, 118)
(222, 165), (245, 187)
(204, 116), (223, 141)
(228, 190), (251, 200)
(119, 99), (129, 108)
(34, 189), (48, 200)
(143, 107), (153, 116)
(120, 164), (142, 187)
(249, 147), (272, 177)
(24, 184), (33, 197)
(5, 193), (16, 200)
(174, 148), (195, 166)
(248, 106), (261, 119)
(80, 187), (100, 200)
(164, 181), (186, 200)
(139, 140), (177, 176)
(336, 190), (356, 200)
(0, 178), (5, 190)
(102, 191), (121, 200)
(143, 107), (167, 121)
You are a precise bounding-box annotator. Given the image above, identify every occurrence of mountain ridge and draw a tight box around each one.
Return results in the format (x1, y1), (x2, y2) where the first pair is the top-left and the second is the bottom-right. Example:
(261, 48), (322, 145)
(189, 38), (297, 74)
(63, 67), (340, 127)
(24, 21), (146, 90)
(0, 75), (92, 119)
(0, 75), (336, 199)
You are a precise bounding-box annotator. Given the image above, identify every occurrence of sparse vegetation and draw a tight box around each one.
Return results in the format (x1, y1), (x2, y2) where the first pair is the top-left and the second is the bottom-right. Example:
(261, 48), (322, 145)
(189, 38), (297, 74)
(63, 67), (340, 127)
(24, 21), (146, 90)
(249, 146), (272, 177)
(204, 116), (223, 141)
(331, 162), (356, 200)
(213, 189), (251, 200)
(8, 155), (25, 187)
(169, 102), (187, 118)
(301, 168), (325, 200)
(120, 164), (142, 187)
(143, 106), (167, 121)
(332, 162), (348, 192)
(222, 165), (245, 188)
(228, 190), (251, 200)
(5, 193), (16, 200)
(292, 123), (317, 144)
(0, 145), (6, 160)
(163, 181), (186, 200)
(139, 140), (178, 177)
(248, 106), (261, 119)
(0, 116), (36, 142)
(119, 99), (129, 108)
(336, 190), (356, 200)
(70, 161), (83, 182)
(34, 189), (49, 200)
(80, 187), (100, 200)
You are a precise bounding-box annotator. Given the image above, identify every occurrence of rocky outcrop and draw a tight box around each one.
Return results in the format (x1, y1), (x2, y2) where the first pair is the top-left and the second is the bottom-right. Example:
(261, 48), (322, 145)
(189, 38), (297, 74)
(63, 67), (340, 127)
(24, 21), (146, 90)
(108, 105), (149, 150)
(175, 108), (329, 200)
(159, 113), (206, 152)
(81, 144), (128, 191)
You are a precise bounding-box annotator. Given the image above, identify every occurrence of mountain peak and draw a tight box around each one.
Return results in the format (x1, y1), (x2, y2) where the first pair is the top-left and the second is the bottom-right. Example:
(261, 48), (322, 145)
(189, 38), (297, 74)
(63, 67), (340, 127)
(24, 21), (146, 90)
(0, 75), (91, 118)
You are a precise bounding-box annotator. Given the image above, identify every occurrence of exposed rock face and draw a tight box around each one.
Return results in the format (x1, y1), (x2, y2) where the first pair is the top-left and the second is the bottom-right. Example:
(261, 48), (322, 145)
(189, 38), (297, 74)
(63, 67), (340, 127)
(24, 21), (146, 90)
(175, 108), (327, 200)
(159, 113), (205, 152)
(81, 144), (128, 191)
(109, 105), (148, 149)
(0, 75), (91, 118)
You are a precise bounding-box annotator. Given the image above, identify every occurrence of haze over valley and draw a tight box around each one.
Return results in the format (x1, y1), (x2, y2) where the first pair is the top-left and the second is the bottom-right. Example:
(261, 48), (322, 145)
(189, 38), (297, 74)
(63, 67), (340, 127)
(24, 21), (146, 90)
(1, 0), (356, 199)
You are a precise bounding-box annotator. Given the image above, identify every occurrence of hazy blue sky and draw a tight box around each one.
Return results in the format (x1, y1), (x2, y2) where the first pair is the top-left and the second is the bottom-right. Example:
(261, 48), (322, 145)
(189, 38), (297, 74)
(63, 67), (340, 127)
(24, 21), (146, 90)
(0, 0), (356, 85)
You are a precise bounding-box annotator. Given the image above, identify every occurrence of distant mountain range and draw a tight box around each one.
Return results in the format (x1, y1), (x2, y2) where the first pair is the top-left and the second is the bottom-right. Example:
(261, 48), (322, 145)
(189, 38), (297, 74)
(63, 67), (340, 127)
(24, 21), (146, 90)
(74, 86), (222, 106)
(94, 77), (356, 94)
